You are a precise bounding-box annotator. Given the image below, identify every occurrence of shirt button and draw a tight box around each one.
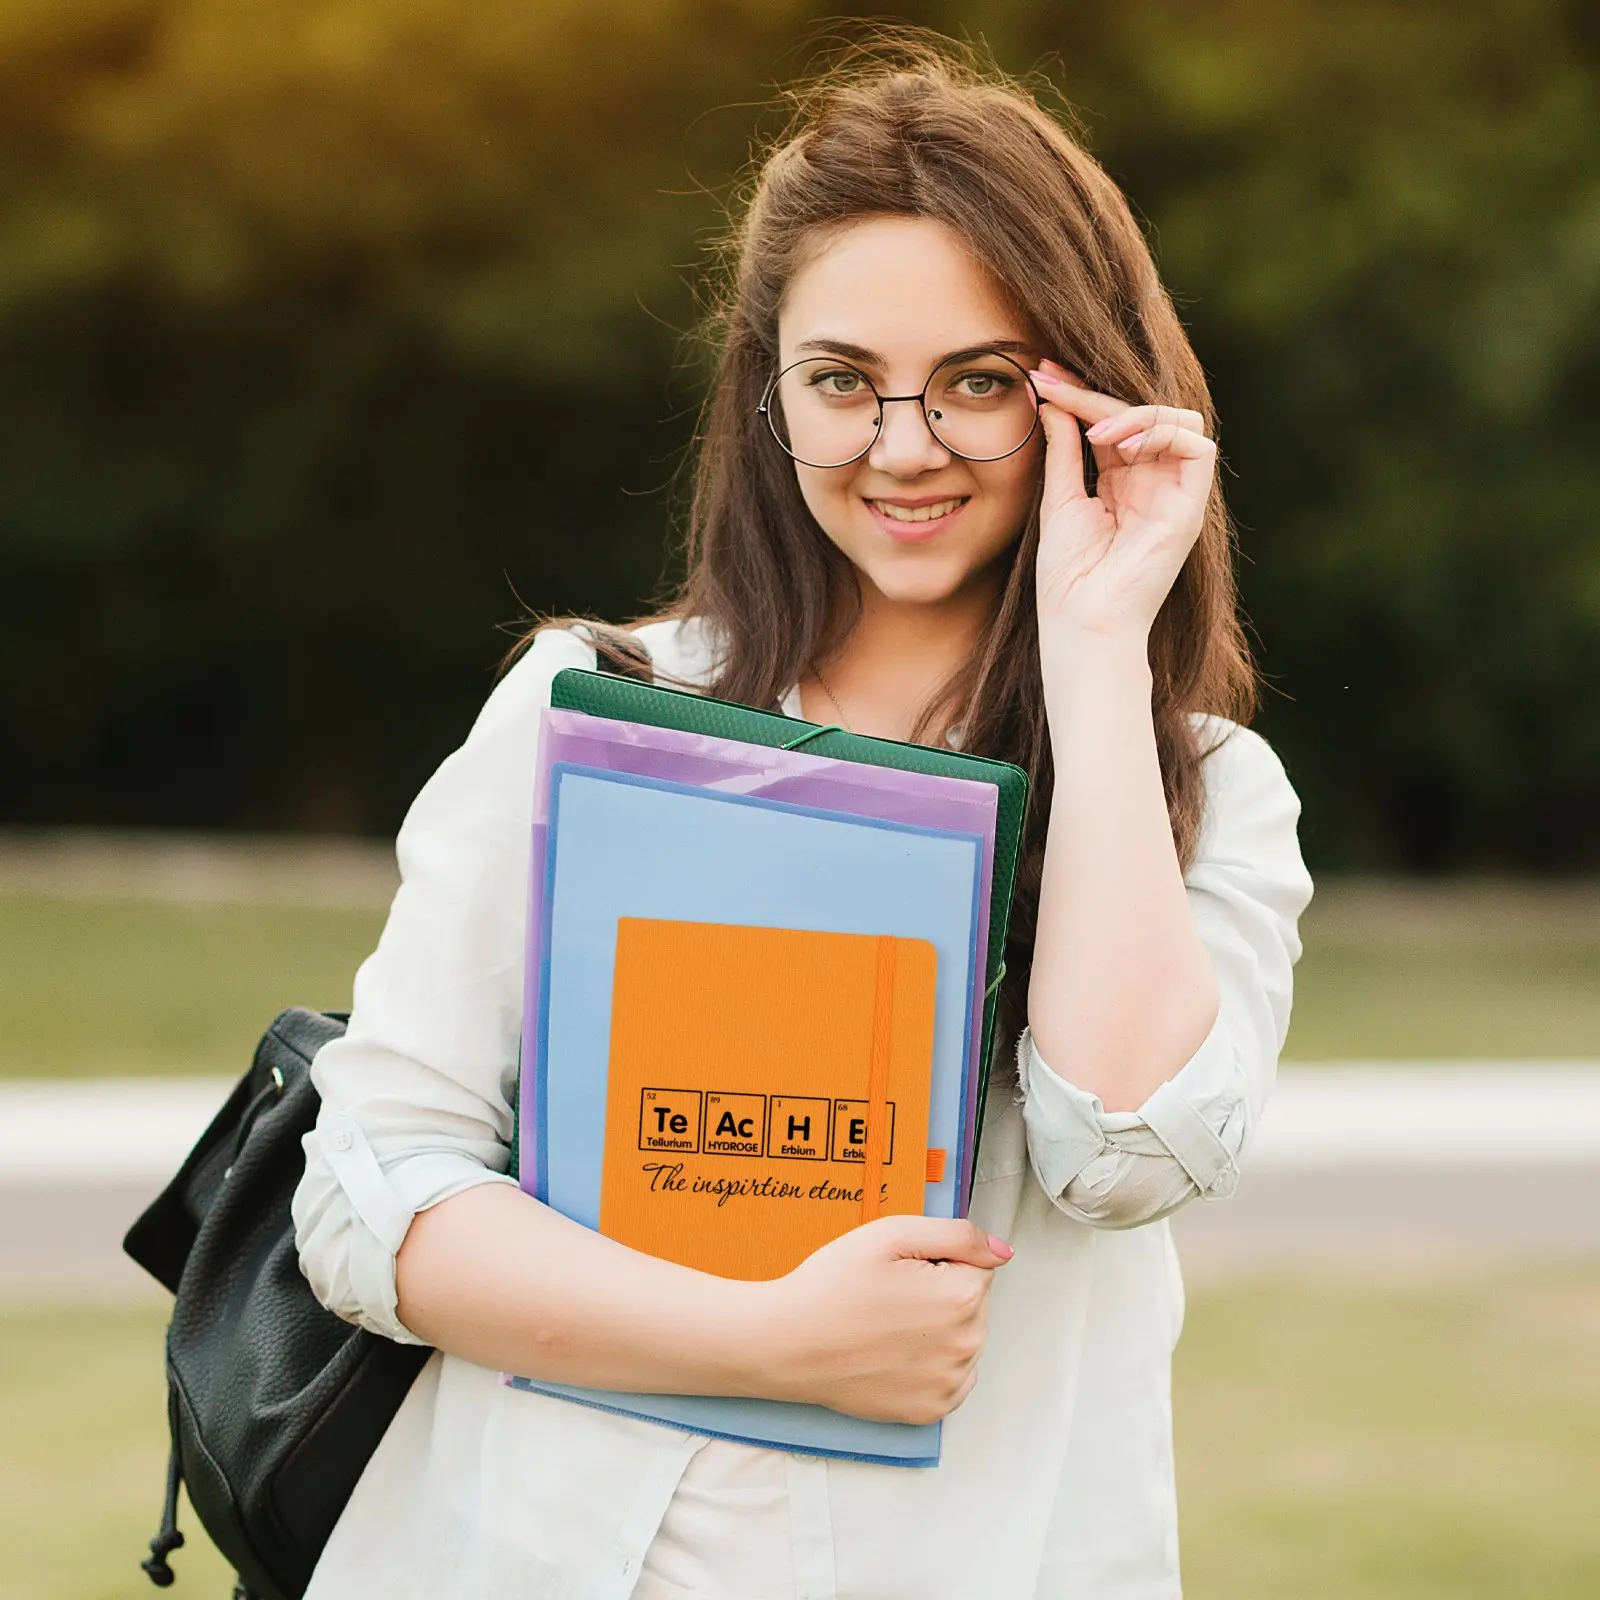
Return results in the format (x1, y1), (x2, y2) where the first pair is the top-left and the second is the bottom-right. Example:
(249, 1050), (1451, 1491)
(330, 1129), (354, 1152)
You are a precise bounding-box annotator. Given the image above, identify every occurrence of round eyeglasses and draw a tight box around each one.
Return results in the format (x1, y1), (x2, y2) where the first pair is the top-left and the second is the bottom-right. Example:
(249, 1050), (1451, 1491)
(757, 349), (1042, 469)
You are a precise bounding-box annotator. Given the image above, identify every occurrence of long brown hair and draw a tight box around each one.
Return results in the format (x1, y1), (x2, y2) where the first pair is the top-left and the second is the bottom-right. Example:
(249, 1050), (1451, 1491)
(523, 32), (1255, 1062)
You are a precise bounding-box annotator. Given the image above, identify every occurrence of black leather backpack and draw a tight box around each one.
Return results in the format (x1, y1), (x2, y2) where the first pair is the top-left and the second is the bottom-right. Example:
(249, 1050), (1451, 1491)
(122, 623), (656, 1598)
(123, 1008), (431, 1600)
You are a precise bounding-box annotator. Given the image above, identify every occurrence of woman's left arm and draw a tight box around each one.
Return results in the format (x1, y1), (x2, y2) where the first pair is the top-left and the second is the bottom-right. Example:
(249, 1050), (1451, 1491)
(1018, 362), (1313, 1227)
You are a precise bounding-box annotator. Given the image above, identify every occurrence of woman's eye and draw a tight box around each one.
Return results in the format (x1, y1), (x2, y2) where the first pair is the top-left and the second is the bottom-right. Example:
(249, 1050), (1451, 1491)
(953, 372), (1009, 398)
(810, 369), (867, 397)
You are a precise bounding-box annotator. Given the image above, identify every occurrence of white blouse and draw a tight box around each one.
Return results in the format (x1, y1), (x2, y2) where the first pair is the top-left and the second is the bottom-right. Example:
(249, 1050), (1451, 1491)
(291, 615), (1313, 1600)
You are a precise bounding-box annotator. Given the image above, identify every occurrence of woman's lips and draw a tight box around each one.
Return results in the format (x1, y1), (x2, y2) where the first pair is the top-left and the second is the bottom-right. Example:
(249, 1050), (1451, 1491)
(864, 496), (970, 542)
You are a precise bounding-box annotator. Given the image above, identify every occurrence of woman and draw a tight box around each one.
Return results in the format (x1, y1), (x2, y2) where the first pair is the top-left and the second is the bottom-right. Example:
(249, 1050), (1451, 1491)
(293, 34), (1312, 1599)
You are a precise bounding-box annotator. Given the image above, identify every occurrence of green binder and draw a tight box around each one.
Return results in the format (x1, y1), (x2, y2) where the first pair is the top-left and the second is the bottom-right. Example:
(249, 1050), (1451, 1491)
(547, 667), (1030, 1172)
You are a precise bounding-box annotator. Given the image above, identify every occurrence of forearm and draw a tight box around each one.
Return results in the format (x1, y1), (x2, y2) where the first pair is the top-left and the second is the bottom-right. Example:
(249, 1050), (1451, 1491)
(1028, 629), (1219, 1111)
(395, 1182), (783, 1396)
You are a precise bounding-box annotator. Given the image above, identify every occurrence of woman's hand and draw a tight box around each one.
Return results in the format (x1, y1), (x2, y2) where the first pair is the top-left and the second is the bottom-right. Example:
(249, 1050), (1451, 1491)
(760, 1215), (1014, 1425)
(1027, 358), (1217, 640)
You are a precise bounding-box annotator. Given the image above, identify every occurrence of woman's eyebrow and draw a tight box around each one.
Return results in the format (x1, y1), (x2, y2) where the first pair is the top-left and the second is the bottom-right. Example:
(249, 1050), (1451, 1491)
(793, 337), (1036, 365)
(793, 337), (885, 365)
(956, 339), (1034, 360)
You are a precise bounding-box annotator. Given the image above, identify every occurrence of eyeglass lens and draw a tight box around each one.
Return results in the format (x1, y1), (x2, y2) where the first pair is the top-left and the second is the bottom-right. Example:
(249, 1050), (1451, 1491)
(765, 352), (1038, 468)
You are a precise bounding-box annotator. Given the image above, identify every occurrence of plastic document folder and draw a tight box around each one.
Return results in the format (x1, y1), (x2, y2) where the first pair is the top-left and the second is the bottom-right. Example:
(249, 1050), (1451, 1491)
(517, 706), (1001, 1210)
(510, 764), (983, 1465)
(542, 667), (1029, 1189)
(533, 766), (981, 1231)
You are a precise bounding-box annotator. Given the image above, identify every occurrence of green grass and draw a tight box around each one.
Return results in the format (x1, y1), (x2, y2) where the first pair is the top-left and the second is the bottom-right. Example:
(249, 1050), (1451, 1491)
(3, 1274), (1597, 1598)
(0, 897), (384, 1079)
(1286, 940), (1600, 1059)
(0, 1305), (236, 1600)
(3, 888), (1599, 1079)
(1175, 1272), (1600, 1598)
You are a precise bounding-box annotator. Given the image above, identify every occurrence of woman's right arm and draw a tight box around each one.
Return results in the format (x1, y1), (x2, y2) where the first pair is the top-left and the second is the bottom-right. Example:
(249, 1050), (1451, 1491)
(394, 1181), (1011, 1423)
(291, 625), (1010, 1425)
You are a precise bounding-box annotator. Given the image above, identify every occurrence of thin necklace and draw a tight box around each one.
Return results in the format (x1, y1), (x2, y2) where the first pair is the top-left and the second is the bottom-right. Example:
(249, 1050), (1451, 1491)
(810, 662), (854, 733)
(811, 662), (966, 748)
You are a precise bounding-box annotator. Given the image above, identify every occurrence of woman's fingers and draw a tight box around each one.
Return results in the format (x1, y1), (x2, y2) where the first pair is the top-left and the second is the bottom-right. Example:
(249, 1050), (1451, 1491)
(1029, 363), (1207, 443)
(1110, 423), (1217, 464)
(1029, 366), (1125, 428)
(1032, 377), (1212, 474)
(1037, 400), (1088, 503)
(1085, 405), (1208, 447)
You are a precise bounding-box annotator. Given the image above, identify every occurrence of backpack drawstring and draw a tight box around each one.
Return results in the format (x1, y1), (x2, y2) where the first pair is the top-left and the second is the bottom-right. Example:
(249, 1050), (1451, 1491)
(140, 1433), (185, 1586)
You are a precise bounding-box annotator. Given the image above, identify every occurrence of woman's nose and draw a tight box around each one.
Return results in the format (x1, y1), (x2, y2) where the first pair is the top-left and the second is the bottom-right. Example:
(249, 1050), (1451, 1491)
(867, 398), (952, 476)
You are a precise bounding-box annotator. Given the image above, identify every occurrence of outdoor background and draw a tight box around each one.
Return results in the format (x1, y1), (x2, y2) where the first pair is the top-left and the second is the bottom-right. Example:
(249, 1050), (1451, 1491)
(3, 0), (1599, 865)
(1, 2), (1598, 1597)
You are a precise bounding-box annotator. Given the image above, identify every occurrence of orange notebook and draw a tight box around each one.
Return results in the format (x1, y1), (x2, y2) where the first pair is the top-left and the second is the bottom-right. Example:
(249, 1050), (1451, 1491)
(600, 917), (939, 1280)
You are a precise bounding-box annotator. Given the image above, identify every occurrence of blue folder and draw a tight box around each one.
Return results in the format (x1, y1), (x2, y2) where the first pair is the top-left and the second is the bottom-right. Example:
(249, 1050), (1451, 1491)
(510, 765), (984, 1465)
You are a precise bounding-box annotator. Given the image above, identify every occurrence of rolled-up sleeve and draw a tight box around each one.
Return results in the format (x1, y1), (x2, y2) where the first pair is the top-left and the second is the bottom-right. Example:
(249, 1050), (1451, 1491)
(290, 625), (598, 1342)
(1017, 719), (1313, 1230)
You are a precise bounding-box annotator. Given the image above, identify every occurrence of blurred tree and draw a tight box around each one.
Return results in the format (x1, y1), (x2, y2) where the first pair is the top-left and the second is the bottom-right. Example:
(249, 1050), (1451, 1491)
(0, 0), (821, 829)
(1041, 0), (1600, 868)
(0, 0), (1596, 861)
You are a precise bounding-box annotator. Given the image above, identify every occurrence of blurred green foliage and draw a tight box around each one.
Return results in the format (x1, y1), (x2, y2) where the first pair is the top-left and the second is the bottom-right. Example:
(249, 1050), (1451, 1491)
(1, 1), (1597, 862)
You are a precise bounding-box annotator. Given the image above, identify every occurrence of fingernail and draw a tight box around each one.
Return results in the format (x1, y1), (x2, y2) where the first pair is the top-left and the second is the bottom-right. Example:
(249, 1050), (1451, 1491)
(987, 1233), (1015, 1260)
(1119, 432), (1147, 452)
(1027, 368), (1058, 387)
(1085, 419), (1113, 440)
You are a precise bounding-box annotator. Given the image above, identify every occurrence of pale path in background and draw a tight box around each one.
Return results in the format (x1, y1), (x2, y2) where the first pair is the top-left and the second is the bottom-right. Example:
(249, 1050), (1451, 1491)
(5, 1066), (1599, 1299)
(8, 1067), (1600, 1184)
(6, 831), (1599, 1291)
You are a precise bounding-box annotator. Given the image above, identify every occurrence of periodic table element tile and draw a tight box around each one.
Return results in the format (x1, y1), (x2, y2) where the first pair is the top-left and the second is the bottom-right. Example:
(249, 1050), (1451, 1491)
(703, 1091), (767, 1157)
(767, 1095), (830, 1161)
(832, 1099), (896, 1165)
(637, 1087), (702, 1154)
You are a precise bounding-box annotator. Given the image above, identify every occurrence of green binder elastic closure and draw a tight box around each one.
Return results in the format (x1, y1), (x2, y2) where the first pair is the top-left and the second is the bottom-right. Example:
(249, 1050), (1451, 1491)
(547, 667), (1030, 1184)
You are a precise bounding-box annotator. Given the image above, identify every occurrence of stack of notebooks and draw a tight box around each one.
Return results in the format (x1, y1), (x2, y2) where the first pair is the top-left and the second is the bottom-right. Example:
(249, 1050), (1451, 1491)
(507, 668), (1028, 1467)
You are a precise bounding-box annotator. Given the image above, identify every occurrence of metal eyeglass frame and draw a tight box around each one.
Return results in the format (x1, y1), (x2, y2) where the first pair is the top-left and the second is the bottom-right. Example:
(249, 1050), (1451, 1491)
(756, 348), (1043, 469)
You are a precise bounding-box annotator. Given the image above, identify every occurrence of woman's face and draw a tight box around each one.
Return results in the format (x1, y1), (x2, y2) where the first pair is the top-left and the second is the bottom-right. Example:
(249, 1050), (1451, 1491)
(774, 214), (1044, 613)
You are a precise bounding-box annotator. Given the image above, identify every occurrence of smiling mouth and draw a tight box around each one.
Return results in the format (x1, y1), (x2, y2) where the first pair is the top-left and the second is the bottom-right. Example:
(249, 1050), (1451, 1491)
(867, 497), (969, 523)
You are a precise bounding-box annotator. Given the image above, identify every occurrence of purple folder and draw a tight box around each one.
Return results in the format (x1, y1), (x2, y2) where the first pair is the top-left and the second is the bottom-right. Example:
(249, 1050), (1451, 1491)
(519, 707), (1000, 1212)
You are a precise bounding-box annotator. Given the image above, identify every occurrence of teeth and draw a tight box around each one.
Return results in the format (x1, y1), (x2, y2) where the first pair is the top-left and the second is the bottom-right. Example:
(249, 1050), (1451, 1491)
(871, 498), (965, 523)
